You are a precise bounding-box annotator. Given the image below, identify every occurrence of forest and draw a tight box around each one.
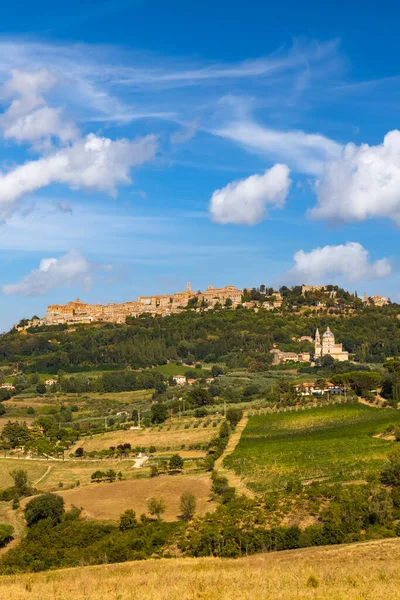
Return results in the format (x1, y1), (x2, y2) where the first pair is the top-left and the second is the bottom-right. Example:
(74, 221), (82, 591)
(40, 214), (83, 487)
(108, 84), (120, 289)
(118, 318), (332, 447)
(1, 303), (400, 374)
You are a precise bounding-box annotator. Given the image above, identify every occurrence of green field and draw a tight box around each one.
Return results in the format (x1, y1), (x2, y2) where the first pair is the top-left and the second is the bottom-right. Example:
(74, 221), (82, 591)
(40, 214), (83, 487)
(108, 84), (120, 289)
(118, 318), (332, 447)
(224, 403), (400, 492)
(153, 364), (210, 377)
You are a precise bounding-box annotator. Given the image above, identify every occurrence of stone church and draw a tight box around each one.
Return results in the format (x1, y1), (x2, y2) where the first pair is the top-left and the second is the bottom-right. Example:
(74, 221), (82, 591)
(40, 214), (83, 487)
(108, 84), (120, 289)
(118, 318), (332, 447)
(314, 327), (349, 362)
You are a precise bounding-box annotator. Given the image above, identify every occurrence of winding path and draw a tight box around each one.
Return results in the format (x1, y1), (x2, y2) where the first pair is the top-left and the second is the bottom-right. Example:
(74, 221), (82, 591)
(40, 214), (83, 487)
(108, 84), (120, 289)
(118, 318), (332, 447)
(214, 413), (255, 498)
(34, 465), (52, 485)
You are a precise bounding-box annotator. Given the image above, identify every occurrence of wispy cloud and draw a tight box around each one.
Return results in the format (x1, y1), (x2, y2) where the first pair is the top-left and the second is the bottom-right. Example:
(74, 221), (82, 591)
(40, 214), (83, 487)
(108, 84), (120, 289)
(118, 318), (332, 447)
(214, 118), (342, 175)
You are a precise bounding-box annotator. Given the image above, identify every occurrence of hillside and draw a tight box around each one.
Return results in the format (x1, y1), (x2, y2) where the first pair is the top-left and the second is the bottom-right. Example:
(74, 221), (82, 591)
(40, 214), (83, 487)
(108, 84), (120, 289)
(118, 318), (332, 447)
(2, 304), (400, 373)
(1, 537), (400, 599)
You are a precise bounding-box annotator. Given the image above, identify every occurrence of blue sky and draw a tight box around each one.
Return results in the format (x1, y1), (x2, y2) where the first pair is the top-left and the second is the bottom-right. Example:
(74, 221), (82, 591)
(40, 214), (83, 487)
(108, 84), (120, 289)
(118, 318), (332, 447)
(0, 0), (400, 330)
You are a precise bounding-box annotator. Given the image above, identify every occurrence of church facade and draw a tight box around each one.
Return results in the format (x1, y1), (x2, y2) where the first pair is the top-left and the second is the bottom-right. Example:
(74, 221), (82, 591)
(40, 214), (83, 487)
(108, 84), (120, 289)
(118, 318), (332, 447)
(314, 327), (349, 362)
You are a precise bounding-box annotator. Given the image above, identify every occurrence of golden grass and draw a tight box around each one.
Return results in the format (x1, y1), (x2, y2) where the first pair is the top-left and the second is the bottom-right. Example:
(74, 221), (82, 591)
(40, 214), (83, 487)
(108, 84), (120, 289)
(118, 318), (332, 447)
(78, 424), (214, 452)
(2, 538), (400, 599)
(57, 473), (215, 521)
(0, 459), (47, 487)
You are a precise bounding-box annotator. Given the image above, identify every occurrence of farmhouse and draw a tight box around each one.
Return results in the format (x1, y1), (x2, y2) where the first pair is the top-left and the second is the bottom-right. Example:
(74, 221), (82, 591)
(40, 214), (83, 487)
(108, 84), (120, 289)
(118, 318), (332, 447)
(173, 375), (186, 386)
(294, 382), (343, 396)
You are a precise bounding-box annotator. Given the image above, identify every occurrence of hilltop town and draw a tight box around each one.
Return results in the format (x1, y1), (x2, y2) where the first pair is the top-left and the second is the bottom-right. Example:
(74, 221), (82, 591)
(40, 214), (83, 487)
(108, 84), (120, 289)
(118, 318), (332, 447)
(16, 283), (391, 329)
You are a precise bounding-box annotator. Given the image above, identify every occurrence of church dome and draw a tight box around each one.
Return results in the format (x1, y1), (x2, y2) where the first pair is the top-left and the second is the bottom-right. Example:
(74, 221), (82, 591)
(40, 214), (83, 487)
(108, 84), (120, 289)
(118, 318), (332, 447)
(323, 327), (334, 338)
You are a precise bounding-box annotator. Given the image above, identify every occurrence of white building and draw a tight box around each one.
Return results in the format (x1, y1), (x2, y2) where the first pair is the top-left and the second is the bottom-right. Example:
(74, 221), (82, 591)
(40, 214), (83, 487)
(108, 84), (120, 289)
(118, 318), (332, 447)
(314, 327), (348, 362)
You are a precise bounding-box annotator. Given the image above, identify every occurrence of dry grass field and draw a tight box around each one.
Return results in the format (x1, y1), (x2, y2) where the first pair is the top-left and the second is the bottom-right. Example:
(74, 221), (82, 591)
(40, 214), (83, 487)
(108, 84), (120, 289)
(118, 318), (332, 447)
(57, 473), (215, 521)
(1, 537), (400, 599)
(0, 459), (48, 487)
(78, 423), (215, 452)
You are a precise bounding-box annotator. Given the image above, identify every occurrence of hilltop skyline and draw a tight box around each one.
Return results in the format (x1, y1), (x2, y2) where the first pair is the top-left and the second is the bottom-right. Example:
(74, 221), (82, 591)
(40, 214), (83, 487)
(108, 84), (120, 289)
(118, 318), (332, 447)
(1, 1), (400, 331)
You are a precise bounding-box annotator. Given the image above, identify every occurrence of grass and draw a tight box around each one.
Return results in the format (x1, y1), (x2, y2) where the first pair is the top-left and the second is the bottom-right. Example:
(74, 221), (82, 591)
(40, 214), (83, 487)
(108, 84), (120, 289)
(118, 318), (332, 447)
(224, 403), (400, 492)
(1, 537), (400, 599)
(56, 472), (215, 521)
(77, 421), (216, 452)
(0, 459), (48, 488)
(153, 364), (209, 377)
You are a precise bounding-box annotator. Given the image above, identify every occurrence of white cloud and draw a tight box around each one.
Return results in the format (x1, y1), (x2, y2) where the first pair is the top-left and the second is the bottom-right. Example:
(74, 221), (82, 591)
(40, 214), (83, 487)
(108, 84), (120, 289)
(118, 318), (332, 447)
(310, 130), (400, 224)
(287, 242), (392, 284)
(0, 133), (158, 221)
(214, 119), (342, 175)
(209, 164), (291, 225)
(170, 119), (197, 144)
(2, 249), (96, 296)
(0, 69), (78, 143)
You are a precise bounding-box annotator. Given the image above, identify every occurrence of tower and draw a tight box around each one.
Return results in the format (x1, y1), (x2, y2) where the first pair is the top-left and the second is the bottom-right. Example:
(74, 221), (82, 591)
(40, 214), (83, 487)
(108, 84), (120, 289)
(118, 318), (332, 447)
(186, 282), (191, 292)
(322, 327), (335, 355)
(314, 328), (322, 358)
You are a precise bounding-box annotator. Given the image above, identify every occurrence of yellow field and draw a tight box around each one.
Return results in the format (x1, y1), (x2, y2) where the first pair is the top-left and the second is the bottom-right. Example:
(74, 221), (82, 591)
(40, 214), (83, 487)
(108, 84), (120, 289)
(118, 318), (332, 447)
(1, 537), (400, 599)
(78, 423), (215, 452)
(76, 390), (154, 403)
(57, 472), (215, 521)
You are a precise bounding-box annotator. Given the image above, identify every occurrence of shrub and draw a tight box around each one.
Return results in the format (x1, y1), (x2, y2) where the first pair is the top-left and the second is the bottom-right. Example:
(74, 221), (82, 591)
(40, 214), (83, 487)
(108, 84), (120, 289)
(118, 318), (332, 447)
(306, 575), (319, 589)
(194, 408), (208, 418)
(180, 492), (196, 521)
(0, 523), (14, 547)
(25, 493), (65, 527)
(169, 454), (184, 471)
(119, 509), (137, 531)
(226, 408), (243, 429)
(150, 465), (159, 478)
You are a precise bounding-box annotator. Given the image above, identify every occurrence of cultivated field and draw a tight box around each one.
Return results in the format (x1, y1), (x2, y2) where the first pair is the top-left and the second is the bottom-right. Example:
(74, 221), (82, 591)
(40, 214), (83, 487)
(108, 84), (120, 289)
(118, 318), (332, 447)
(2, 537), (400, 599)
(77, 421), (217, 452)
(225, 403), (400, 492)
(57, 472), (215, 521)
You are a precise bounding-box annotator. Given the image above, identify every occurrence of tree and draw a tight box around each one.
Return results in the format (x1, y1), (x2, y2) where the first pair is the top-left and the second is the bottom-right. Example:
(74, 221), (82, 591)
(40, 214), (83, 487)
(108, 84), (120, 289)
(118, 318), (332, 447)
(10, 469), (33, 497)
(147, 497), (166, 520)
(381, 448), (400, 486)
(91, 470), (105, 483)
(36, 383), (46, 395)
(169, 454), (184, 471)
(0, 523), (14, 547)
(150, 465), (159, 477)
(226, 408), (243, 429)
(224, 298), (233, 308)
(187, 387), (212, 407)
(75, 447), (84, 458)
(151, 403), (168, 424)
(25, 493), (65, 526)
(119, 509), (137, 530)
(106, 469), (116, 482)
(180, 492), (196, 521)
(211, 365), (224, 377)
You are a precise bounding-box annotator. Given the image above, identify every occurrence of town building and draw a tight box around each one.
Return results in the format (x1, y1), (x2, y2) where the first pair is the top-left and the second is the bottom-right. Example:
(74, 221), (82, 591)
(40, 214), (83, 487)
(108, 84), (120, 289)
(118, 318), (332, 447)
(363, 292), (389, 307)
(0, 383), (15, 390)
(314, 327), (349, 362)
(301, 285), (336, 299)
(39, 283), (245, 326)
(172, 375), (187, 386)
